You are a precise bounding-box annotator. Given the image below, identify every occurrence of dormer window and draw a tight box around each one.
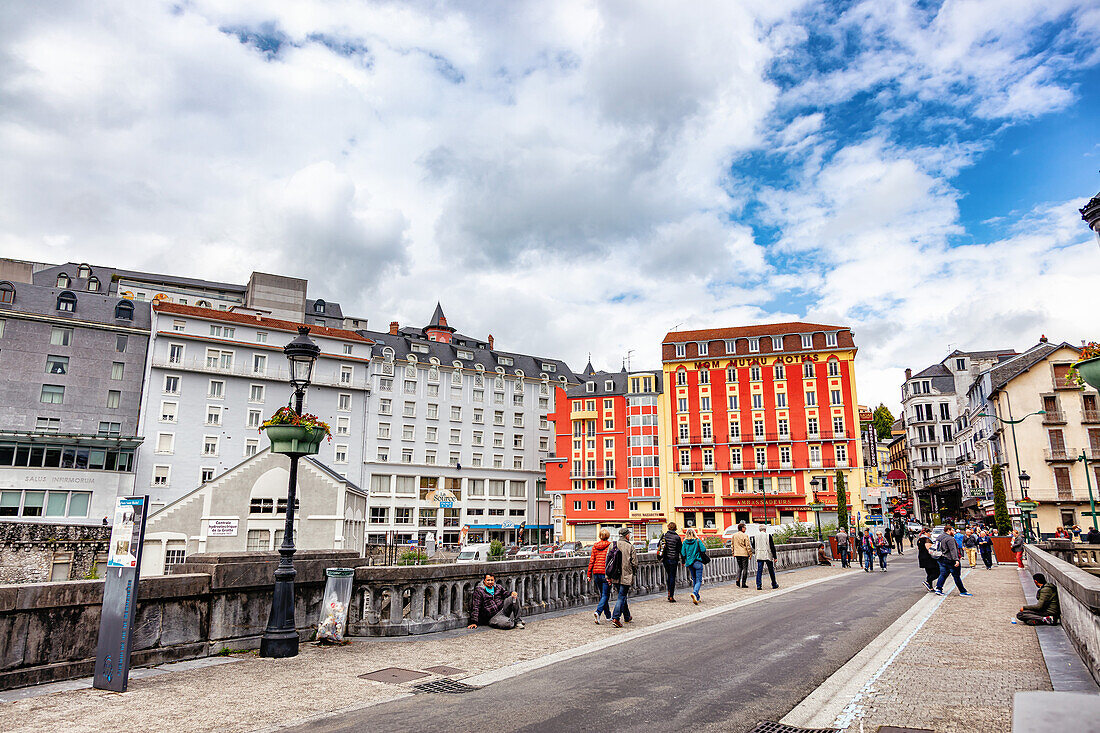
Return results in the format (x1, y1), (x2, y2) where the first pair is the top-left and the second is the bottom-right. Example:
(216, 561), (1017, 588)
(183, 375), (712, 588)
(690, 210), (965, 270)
(698, 341), (708, 356)
(56, 273), (71, 288)
(675, 343), (686, 358)
(748, 338), (759, 353)
(0, 281), (14, 304)
(586, 382), (595, 393)
(605, 380), (614, 391)
(772, 336), (783, 351)
(801, 334), (813, 349)
(196, 300), (212, 308)
(498, 356), (514, 366)
(87, 277), (100, 292)
(57, 291), (77, 312)
(724, 340), (735, 354)
(114, 300), (134, 320)
(825, 332), (838, 348)
(77, 264), (91, 279)
(314, 300), (325, 313)
(541, 362), (556, 372)
(458, 349), (474, 360)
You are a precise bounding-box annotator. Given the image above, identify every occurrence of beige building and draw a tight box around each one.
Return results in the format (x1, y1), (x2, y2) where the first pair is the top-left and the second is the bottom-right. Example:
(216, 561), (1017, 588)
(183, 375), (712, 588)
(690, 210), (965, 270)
(982, 341), (1099, 536)
(140, 449), (367, 576)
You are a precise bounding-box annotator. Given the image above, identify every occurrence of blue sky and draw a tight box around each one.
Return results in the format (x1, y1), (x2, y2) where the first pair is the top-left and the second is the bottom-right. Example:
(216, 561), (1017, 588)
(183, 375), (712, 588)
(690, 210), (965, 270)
(1, 0), (1098, 410)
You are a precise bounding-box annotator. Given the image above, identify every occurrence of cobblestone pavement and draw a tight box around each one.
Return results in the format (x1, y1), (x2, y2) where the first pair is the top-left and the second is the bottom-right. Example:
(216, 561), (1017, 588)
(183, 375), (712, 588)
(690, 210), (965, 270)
(0, 565), (849, 733)
(839, 564), (1052, 733)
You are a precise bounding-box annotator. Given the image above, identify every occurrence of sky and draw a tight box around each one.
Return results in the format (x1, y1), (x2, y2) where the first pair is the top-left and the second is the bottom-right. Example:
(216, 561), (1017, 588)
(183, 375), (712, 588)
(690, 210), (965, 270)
(2, 0), (1099, 413)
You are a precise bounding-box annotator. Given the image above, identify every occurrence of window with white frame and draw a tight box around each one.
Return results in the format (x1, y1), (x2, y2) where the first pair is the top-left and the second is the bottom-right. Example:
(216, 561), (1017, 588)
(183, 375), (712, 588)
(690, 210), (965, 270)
(675, 343), (686, 358)
(337, 417), (350, 435)
(828, 359), (840, 377)
(426, 426), (437, 442)
(801, 334), (813, 349)
(401, 448), (413, 464)
(404, 402), (416, 417)
(249, 384), (265, 403)
(205, 348), (233, 370)
(805, 390), (816, 406)
(205, 405), (222, 426)
(339, 365), (353, 384)
(749, 338), (759, 352)
(378, 422), (391, 438)
(335, 445), (348, 463)
(772, 336), (783, 350)
(155, 433), (174, 454)
(338, 393), (352, 411)
(698, 341), (708, 355)
(803, 361), (814, 378)
(153, 465), (170, 486)
(160, 401), (178, 422)
(208, 380), (224, 398)
(825, 332), (838, 347)
(202, 436), (219, 455)
(163, 374), (180, 394)
(256, 331), (268, 343)
(252, 354), (266, 374)
(425, 450), (436, 465)
(244, 439), (258, 457)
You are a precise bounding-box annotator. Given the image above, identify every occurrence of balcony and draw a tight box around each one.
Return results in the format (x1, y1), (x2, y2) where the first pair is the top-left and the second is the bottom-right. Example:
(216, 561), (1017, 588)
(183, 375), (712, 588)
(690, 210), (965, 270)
(1083, 410), (1100, 424)
(1042, 411), (1067, 425)
(1054, 376), (1080, 390)
(1043, 448), (1078, 462)
(571, 470), (615, 479)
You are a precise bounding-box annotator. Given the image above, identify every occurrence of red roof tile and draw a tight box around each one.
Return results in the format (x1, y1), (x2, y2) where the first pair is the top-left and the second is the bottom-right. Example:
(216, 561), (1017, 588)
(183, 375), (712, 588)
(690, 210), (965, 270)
(153, 301), (372, 343)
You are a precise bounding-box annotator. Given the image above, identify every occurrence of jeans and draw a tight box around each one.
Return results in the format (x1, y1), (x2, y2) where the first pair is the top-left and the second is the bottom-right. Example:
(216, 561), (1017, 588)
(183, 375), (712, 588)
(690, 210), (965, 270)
(979, 548), (993, 569)
(894, 537), (904, 554)
(863, 548), (875, 571)
(756, 559), (777, 588)
(612, 584), (632, 622)
(688, 561), (704, 598)
(735, 556), (750, 585)
(838, 546), (850, 567)
(936, 559), (967, 593)
(592, 573), (611, 619)
(878, 551), (887, 570)
(663, 560), (678, 598)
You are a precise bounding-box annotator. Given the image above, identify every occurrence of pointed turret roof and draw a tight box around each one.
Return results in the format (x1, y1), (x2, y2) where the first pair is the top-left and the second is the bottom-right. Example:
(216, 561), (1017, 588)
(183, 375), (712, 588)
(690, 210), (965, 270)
(583, 358), (596, 376)
(426, 302), (454, 332)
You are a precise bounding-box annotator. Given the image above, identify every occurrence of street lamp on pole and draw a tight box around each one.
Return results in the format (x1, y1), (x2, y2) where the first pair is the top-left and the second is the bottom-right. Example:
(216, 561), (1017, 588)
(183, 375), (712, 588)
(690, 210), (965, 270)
(1017, 471), (1038, 543)
(259, 327), (320, 659)
(809, 477), (822, 541)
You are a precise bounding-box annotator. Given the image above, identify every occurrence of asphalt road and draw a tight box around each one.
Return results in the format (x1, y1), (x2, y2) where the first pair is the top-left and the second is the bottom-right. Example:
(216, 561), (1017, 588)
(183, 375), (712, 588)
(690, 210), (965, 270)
(293, 554), (927, 733)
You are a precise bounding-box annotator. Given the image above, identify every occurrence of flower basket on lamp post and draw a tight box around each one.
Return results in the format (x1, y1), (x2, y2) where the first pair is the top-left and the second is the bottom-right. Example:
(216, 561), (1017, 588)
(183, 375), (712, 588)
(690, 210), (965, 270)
(1069, 343), (1100, 391)
(260, 406), (331, 456)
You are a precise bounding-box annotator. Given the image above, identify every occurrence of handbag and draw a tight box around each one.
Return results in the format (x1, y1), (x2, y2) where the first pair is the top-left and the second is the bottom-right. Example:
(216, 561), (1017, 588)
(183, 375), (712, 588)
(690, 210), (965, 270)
(488, 609), (515, 629)
(698, 544), (711, 565)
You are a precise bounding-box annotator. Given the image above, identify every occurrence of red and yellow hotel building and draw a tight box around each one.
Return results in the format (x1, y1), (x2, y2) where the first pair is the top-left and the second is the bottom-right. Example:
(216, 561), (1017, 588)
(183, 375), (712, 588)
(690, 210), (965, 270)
(547, 365), (667, 542)
(660, 322), (863, 538)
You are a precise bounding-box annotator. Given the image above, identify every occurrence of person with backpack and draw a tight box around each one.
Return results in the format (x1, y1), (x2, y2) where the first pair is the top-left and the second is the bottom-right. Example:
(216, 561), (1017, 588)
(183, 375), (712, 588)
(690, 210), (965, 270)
(835, 527), (850, 568)
(606, 527), (638, 627)
(681, 528), (708, 604)
(751, 524), (779, 590)
(874, 531), (890, 571)
(917, 527), (939, 591)
(586, 528), (613, 624)
(731, 522), (753, 587)
(935, 525), (972, 596)
(860, 529), (875, 572)
(657, 521), (683, 603)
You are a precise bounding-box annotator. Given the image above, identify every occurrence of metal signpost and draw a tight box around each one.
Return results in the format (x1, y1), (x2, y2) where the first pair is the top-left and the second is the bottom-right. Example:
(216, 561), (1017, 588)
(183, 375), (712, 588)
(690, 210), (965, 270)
(94, 495), (150, 692)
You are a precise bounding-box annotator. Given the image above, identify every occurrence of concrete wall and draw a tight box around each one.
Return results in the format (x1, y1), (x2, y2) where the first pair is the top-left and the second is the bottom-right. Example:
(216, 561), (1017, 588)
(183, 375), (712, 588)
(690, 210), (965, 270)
(0, 543), (820, 690)
(1026, 543), (1100, 686)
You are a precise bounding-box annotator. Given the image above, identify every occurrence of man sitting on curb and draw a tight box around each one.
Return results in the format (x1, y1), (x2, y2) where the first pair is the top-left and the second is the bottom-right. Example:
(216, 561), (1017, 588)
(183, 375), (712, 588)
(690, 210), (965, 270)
(468, 573), (525, 630)
(1015, 573), (1060, 626)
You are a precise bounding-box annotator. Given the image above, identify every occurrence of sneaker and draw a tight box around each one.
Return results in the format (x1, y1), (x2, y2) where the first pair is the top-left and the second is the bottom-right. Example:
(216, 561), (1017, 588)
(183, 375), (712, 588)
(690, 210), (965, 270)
(959, 592), (973, 597)
(771, 584), (779, 589)
(611, 618), (623, 628)
(934, 590), (945, 596)
(669, 596), (677, 603)
(756, 586), (763, 590)
(624, 617), (632, 623)
(1011, 618), (1019, 624)
(923, 580), (933, 591)
(594, 612), (600, 625)
(691, 593), (699, 605)
(516, 621), (525, 629)
(1043, 616), (1055, 625)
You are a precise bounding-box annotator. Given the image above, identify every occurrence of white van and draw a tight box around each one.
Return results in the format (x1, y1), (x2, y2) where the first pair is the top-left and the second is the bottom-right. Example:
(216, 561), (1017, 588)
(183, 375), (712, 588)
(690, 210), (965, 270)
(455, 543), (491, 564)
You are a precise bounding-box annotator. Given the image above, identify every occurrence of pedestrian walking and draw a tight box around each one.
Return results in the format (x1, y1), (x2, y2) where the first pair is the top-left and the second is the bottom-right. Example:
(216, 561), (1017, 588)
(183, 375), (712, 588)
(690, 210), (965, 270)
(752, 524), (779, 590)
(977, 530), (994, 569)
(962, 528), (979, 568)
(874, 532), (889, 571)
(861, 529), (875, 572)
(893, 523), (905, 555)
(854, 528), (865, 568)
(1011, 529), (1025, 568)
(935, 525), (971, 596)
(607, 527), (638, 628)
(732, 522), (753, 587)
(681, 528), (706, 604)
(835, 527), (851, 568)
(586, 529), (612, 624)
(917, 528), (939, 591)
(657, 521), (683, 603)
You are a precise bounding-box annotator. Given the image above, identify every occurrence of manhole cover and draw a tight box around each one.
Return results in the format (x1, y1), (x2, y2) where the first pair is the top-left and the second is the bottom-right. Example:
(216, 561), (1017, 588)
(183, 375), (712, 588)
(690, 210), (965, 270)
(878, 728), (934, 733)
(358, 667), (430, 684)
(748, 723), (837, 733)
(423, 665), (466, 676)
(411, 678), (481, 694)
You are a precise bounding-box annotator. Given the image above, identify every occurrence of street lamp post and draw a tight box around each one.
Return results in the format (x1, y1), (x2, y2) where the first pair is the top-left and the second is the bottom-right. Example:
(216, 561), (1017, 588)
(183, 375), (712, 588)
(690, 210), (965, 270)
(809, 477), (822, 541)
(259, 327), (320, 659)
(1077, 451), (1099, 532)
(1017, 471), (1037, 543)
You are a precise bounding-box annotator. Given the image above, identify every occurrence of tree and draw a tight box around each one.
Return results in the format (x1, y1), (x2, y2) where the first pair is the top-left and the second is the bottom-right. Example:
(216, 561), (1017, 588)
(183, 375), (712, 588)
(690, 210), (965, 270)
(872, 403), (895, 441)
(835, 470), (848, 530)
(992, 464), (1011, 536)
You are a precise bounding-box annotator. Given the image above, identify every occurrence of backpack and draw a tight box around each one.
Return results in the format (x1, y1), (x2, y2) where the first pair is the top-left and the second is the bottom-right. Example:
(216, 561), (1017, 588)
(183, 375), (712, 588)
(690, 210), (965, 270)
(605, 541), (622, 579)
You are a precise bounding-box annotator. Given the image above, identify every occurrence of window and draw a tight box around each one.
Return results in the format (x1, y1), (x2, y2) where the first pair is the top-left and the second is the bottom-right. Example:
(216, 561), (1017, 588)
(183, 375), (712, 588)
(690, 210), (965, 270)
(337, 416), (350, 436)
(826, 332), (839, 347)
(249, 384), (265, 403)
(244, 439), (258, 457)
(208, 380), (224, 398)
(699, 371), (709, 385)
(46, 355), (69, 374)
(163, 375), (180, 394)
(40, 384), (64, 404)
(114, 300), (134, 320)
(426, 426), (438, 443)
(830, 389), (841, 405)
(57, 292), (76, 312)
(153, 465), (170, 486)
(801, 334), (813, 349)
(401, 448), (413, 464)
(451, 405), (462, 421)
(109, 361), (126, 380)
(803, 361), (814, 378)
(805, 390), (816, 406)
(116, 334), (128, 352)
(674, 343), (686, 358)
(339, 393), (352, 411)
(341, 366), (353, 384)
(203, 436), (219, 456)
(155, 433), (174, 454)
(939, 403), (951, 420)
(335, 445), (348, 463)
(750, 366), (761, 381)
(751, 394), (763, 409)
(728, 395), (739, 410)
(35, 417), (61, 432)
(247, 530), (270, 551)
(205, 405), (221, 425)
(168, 343), (183, 363)
(678, 397), (688, 412)
(698, 341), (708, 356)
(827, 360), (840, 377)
(835, 444), (848, 465)
(97, 421), (121, 436)
(158, 400), (178, 423)
(771, 336), (783, 351)
(209, 325), (235, 338)
(473, 408), (484, 424)
(50, 327), (73, 346)
(205, 348), (233, 370)
(700, 396), (711, 411)
(832, 416), (844, 435)
(171, 319), (186, 332)
(0, 282), (12, 304)
(256, 331), (268, 343)
(773, 364), (784, 380)
(749, 338), (759, 353)
(587, 501), (596, 510)
(252, 354), (267, 374)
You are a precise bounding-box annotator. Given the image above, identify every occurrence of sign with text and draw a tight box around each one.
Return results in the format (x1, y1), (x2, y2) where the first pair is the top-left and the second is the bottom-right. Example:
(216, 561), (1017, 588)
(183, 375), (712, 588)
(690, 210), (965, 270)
(95, 495), (149, 692)
(207, 519), (239, 536)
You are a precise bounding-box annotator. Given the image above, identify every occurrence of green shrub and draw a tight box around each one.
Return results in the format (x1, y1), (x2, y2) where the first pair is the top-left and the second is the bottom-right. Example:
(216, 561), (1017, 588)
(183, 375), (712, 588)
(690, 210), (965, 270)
(396, 550), (427, 566)
(703, 536), (723, 549)
(489, 540), (504, 557)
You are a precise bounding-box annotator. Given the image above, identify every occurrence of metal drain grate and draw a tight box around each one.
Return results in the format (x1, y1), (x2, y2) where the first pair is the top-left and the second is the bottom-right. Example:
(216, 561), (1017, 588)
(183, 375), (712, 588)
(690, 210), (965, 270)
(411, 677), (481, 694)
(748, 723), (838, 733)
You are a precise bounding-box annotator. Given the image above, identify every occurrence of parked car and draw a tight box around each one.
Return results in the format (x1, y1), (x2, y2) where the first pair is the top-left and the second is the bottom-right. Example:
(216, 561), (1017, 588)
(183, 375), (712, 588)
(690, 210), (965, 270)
(503, 543), (521, 557)
(558, 541), (583, 556)
(907, 521), (923, 533)
(455, 543), (491, 564)
(647, 539), (660, 554)
(930, 525), (946, 543)
(538, 544), (560, 557)
(515, 545), (539, 559)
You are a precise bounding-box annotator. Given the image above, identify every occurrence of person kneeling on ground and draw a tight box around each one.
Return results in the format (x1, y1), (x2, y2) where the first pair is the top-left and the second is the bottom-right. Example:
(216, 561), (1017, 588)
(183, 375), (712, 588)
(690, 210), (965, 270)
(1016, 573), (1060, 626)
(468, 573), (524, 630)
(817, 542), (832, 566)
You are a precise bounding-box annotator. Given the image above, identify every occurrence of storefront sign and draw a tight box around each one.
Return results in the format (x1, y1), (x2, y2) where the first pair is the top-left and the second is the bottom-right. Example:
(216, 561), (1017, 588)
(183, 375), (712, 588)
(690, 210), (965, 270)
(690, 354), (822, 371)
(94, 496), (149, 692)
(207, 519), (238, 537)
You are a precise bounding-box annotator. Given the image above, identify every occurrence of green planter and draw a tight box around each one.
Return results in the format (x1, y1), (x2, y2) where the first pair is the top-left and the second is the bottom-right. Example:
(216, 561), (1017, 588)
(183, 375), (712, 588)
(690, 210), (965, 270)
(1075, 357), (1100, 392)
(263, 425), (327, 455)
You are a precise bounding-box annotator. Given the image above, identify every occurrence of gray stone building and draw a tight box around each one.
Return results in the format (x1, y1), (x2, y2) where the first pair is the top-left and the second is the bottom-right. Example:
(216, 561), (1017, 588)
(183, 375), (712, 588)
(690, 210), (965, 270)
(901, 348), (1016, 523)
(0, 270), (150, 525)
(358, 305), (579, 546)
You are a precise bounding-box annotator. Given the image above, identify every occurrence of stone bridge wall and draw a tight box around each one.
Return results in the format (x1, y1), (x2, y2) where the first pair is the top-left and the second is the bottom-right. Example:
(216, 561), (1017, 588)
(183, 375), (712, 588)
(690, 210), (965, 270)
(0, 544), (819, 691)
(1025, 544), (1100, 686)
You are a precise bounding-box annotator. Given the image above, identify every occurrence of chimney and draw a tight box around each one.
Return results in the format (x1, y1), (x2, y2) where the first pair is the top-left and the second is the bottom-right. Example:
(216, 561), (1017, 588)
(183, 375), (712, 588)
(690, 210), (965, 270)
(389, 321), (399, 335)
(488, 334), (495, 350)
(905, 368), (912, 380)
(1039, 334), (1048, 343)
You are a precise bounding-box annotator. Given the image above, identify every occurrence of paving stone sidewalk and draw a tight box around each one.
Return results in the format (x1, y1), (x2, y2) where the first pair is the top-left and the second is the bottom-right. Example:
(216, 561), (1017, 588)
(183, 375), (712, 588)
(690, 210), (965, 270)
(0, 564), (848, 733)
(839, 564), (1052, 733)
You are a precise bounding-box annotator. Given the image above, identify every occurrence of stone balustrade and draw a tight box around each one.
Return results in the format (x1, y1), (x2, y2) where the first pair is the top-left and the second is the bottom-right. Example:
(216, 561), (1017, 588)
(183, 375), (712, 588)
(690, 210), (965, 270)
(1025, 544), (1100, 686)
(0, 543), (819, 690)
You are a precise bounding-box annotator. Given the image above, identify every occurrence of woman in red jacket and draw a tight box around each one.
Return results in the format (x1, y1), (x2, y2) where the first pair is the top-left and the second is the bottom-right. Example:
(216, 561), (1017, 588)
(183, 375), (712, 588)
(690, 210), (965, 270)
(587, 529), (613, 624)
